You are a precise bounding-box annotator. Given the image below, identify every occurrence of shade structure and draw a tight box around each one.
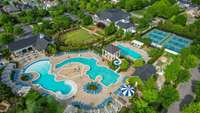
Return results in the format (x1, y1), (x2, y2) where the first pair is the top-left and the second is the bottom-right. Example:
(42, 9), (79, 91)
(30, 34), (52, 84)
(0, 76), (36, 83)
(120, 84), (134, 96)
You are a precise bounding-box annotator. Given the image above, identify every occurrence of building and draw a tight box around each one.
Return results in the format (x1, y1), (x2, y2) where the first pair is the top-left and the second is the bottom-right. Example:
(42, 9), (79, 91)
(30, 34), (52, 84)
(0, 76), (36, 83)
(110, 0), (120, 4)
(102, 44), (120, 61)
(8, 34), (52, 56)
(116, 21), (136, 33)
(133, 64), (156, 81)
(93, 9), (136, 33)
(3, 4), (19, 14)
(131, 40), (144, 48)
(42, 0), (58, 9)
(1, 63), (31, 96)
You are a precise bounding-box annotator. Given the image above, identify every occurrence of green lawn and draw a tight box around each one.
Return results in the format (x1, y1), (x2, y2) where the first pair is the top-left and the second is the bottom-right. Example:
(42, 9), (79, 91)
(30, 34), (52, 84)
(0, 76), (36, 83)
(60, 29), (101, 45)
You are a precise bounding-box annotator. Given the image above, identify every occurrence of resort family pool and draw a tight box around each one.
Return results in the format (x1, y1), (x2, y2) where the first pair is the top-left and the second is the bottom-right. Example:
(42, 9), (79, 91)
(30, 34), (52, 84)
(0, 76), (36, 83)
(117, 45), (142, 59)
(24, 60), (73, 95)
(56, 57), (119, 86)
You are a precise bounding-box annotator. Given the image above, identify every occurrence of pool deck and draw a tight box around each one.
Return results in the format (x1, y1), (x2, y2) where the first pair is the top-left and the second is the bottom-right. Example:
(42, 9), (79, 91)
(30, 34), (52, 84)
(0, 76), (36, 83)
(113, 41), (150, 62)
(49, 51), (133, 106)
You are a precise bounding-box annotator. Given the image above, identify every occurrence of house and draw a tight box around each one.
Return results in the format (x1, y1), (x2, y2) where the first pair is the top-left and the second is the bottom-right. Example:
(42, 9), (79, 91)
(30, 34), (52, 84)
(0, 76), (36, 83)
(178, 0), (190, 8)
(14, 2), (33, 11)
(133, 64), (156, 81)
(3, 5), (19, 14)
(93, 9), (136, 33)
(8, 34), (52, 56)
(63, 13), (80, 22)
(116, 21), (136, 33)
(102, 44), (120, 61)
(1, 63), (31, 96)
(42, 0), (58, 9)
(110, 0), (120, 4)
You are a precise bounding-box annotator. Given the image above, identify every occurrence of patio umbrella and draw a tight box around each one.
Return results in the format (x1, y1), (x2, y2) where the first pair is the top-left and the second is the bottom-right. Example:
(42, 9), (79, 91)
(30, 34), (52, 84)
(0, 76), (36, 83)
(120, 84), (134, 97)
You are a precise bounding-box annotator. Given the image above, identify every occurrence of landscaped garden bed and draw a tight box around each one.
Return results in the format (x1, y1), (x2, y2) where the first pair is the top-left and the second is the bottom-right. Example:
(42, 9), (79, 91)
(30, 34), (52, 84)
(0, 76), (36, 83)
(83, 82), (102, 94)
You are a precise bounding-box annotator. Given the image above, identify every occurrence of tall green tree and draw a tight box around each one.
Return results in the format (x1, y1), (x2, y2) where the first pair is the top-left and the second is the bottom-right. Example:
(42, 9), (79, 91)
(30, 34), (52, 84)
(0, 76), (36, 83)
(104, 23), (117, 36)
(159, 85), (179, 108)
(165, 60), (181, 83)
(182, 102), (200, 113)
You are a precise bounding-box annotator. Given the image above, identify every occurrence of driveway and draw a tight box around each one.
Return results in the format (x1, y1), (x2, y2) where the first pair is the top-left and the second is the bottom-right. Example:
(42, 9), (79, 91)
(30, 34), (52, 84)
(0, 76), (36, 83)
(167, 64), (200, 113)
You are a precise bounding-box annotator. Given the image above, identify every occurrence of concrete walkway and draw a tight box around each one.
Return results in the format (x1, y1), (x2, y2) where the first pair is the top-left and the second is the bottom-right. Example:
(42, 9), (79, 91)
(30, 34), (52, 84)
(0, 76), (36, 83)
(167, 64), (200, 113)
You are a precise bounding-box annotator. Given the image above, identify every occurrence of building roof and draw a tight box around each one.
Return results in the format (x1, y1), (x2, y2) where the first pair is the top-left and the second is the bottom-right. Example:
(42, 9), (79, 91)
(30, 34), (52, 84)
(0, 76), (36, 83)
(63, 13), (79, 21)
(116, 21), (135, 29)
(105, 44), (119, 54)
(131, 40), (144, 46)
(13, 2), (33, 10)
(8, 34), (51, 52)
(3, 5), (19, 13)
(96, 9), (130, 22)
(133, 64), (156, 81)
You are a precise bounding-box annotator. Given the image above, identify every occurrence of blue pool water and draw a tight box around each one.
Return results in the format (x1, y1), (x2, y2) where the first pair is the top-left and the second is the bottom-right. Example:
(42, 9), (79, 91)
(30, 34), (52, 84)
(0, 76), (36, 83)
(117, 45), (142, 59)
(56, 57), (119, 86)
(24, 60), (72, 95)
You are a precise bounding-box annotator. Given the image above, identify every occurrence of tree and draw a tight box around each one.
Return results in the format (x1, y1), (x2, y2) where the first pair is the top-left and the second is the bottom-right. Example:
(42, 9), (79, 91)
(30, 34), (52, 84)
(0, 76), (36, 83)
(191, 44), (200, 59)
(124, 31), (132, 40)
(173, 14), (187, 26)
(159, 85), (179, 108)
(52, 16), (71, 30)
(0, 33), (14, 45)
(131, 98), (157, 113)
(133, 59), (145, 67)
(142, 77), (159, 103)
(0, 13), (13, 25)
(82, 16), (93, 25)
(176, 69), (191, 84)
(3, 23), (14, 33)
(182, 54), (198, 69)
(47, 44), (57, 55)
(1, 48), (11, 59)
(126, 76), (143, 88)
(182, 102), (200, 113)
(104, 22), (117, 36)
(14, 26), (23, 35)
(115, 28), (124, 38)
(0, 82), (14, 101)
(120, 59), (129, 71)
(193, 81), (200, 101)
(164, 61), (181, 83)
(192, 0), (200, 5)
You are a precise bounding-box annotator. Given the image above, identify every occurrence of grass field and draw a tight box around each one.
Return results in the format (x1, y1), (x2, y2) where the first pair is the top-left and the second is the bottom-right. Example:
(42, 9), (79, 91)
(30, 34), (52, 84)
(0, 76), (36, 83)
(60, 29), (101, 45)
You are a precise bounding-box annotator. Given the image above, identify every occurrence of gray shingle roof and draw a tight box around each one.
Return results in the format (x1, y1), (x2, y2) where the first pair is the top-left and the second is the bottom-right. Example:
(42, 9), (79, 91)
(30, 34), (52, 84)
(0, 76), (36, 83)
(3, 5), (19, 13)
(116, 21), (135, 29)
(105, 44), (119, 54)
(133, 64), (156, 81)
(8, 34), (51, 52)
(97, 9), (130, 22)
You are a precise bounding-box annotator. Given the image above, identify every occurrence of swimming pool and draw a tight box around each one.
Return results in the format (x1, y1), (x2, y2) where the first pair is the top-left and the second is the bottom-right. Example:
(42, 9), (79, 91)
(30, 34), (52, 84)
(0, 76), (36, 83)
(56, 57), (119, 86)
(117, 45), (142, 59)
(24, 59), (74, 96)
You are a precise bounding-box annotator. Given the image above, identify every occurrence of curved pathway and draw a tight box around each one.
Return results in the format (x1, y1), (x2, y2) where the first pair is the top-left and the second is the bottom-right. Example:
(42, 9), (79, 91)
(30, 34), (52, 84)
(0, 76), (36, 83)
(167, 63), (200, 113)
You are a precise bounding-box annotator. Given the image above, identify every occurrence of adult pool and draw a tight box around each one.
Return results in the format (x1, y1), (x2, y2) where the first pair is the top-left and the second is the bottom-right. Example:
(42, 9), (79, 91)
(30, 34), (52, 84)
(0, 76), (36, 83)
(117, 45), (142, 59)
